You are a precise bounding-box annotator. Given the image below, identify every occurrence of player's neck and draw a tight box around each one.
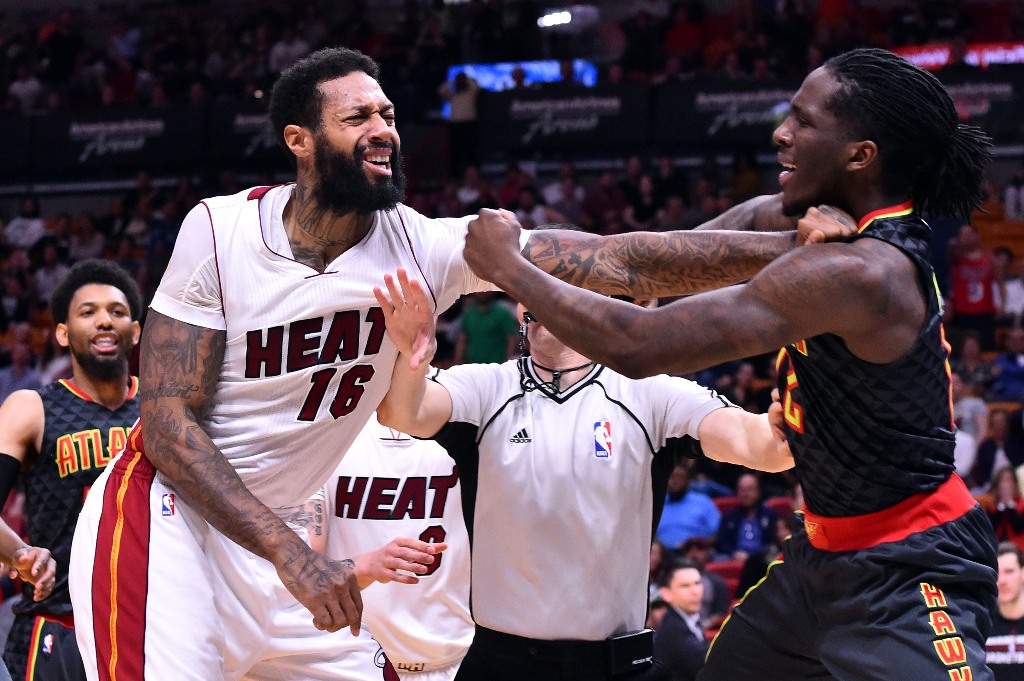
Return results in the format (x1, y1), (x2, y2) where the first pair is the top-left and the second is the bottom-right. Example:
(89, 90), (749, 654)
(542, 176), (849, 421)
(70, 365), (131, 410)
(1000, 594), (1024, 621)
(284, 183), (374, 270)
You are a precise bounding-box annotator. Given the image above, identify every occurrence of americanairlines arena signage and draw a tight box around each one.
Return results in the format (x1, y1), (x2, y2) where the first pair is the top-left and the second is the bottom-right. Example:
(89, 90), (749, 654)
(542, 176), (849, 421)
(479, 83), (648, 152)
(32, 105), (202, 171)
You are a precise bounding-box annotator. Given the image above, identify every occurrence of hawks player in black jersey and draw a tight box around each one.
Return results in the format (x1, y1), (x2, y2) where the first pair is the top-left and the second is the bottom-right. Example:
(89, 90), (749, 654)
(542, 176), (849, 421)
(0, 260), (141, 681)
(461, 47), (998, 681)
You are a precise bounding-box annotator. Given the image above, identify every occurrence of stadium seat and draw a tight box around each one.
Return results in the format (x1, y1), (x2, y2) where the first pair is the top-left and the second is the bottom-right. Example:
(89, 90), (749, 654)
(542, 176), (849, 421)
(713, 495), (739, 515)
(764, 495), (795, 518)
(704, 559), (744, 582)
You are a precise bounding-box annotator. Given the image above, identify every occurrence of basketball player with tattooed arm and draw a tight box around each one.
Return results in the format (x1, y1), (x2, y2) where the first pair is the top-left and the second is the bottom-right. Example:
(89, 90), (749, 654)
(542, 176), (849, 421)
(66, 47), (848, 681)
(461, 47), (1000, 681)
(0, 259), (140, 681)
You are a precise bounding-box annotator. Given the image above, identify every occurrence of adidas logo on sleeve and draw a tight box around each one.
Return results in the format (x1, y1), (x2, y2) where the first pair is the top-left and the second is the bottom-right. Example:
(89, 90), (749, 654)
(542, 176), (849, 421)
(510, 428), (532, 443)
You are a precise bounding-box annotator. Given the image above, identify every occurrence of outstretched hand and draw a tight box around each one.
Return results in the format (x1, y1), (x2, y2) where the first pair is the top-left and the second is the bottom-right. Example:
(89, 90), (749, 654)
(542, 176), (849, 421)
(465, 208), (524, 284)
(797, 206), (856, 246)
(9, 546), (56, 601)
(374, 268), (436, 371)
(354, 537), (448, 589)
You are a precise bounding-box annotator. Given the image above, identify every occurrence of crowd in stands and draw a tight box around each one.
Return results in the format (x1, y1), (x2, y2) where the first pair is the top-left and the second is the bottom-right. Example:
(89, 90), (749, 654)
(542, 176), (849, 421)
(2, 0), (1024, 676)
(2, 1), (1023, 120)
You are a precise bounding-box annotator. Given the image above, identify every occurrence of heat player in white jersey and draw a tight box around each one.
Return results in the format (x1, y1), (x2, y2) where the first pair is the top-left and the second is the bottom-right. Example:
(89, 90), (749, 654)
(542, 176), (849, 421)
(67, 48), (520, 681)
(315, 418), (472, 681)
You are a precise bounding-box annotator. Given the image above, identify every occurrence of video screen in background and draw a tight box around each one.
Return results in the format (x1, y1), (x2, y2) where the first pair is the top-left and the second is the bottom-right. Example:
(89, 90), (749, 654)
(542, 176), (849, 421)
(441, 59), (599, 119)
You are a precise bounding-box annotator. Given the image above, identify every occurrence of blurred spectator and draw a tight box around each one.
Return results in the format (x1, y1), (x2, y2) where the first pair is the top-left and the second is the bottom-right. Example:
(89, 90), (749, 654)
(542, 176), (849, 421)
(107, 13), (142, 65)
(656, 463), (720, 551)
(654, 560), (709, 681)
(991, 328), (1024, 403)
(496, 164), (532, 209)
(730, 150), (763, 201)
(438, 72), (480, 179)
(0, 343), (40, 401)
(663, 2), (705, 63)
(550, 176), (586, 226)
(953, 372), (990, 444)
(453, 292), (519, 365)
(677, 537), (731, 631)
(653, 195), (690, 232)
(948, 223), (999, 350)
(1005, 163), (1024, 221)
(2, 197), (45, 251)
(38, 9), (86, 89)
(513, 186), (566, 230)
(32, 240), (70, 307)
(994, 248), (1024, 326)
(618, 155), (645, 207)
(652, 154), (688, 206)
(582, 170), (628, 234)
(649, 539), (672, 604)
(623, 175), (660, 231)
(952, 332), (997, 397)
(983, 466), (1024, 553)
(542, 163), (584, 206)
(6, 62), (42, 114)
(268, 25), (311, 75)
(0, 276), (31, 334)
(620, 10), (665, 77)
(972, 409), (1024, 490)
(986, 542), (1024, 678)
(716, 361), (772, 413)
(714, 473), (778, 563)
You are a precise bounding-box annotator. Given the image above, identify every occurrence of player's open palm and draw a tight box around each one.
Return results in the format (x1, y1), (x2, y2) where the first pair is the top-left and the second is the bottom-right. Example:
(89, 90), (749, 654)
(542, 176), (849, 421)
(374, 268), (436, 370)
(276, 543), (363, 635)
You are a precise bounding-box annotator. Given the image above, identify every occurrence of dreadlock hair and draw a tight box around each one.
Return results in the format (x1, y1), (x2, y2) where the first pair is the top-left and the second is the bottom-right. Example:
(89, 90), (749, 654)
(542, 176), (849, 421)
(49, 259), (143, 325)
(268, 47), (381, 151)
(823, 47), (991, 221)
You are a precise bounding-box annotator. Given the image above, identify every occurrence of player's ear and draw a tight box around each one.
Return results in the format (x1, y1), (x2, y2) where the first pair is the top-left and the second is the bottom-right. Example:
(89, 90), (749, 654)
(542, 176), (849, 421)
(130, 320), (141, 347)
(55, 323), (70, 349)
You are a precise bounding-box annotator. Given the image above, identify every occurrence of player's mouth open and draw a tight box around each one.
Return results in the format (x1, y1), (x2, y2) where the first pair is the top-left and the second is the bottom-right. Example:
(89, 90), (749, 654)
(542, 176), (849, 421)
(364, 153), (392, 176)
(778, 161), (796, 186)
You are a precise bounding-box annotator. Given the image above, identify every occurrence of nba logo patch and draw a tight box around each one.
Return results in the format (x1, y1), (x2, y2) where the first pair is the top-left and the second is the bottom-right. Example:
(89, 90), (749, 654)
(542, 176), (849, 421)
(594, 421), (612, 458)
(161, 493), (175, 517)
(42, 633), (54, 654)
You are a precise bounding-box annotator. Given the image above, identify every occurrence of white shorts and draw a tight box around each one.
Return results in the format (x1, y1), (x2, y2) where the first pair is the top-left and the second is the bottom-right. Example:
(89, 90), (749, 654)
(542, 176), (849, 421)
(395, 658), (462, 681)
(69, 450), (391, 681)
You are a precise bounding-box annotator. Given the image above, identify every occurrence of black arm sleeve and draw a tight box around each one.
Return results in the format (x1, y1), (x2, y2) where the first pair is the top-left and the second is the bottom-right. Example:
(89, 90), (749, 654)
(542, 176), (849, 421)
(0, 454), (21, 510)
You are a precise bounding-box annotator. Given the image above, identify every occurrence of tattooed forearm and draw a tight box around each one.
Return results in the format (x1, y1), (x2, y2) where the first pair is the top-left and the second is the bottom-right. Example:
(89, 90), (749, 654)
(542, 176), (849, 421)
(524, 229), (796, 298)
(139, 310), (303, 564)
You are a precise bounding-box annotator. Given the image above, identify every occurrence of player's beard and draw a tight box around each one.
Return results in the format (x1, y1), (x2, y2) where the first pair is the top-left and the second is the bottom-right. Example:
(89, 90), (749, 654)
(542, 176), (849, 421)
(313, 135), (407, 216)
(71, 339), (132, 382)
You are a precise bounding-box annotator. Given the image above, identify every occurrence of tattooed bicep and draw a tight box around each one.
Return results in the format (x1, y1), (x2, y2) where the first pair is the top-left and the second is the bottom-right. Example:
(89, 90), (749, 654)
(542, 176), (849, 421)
(140, 310), (226, 409)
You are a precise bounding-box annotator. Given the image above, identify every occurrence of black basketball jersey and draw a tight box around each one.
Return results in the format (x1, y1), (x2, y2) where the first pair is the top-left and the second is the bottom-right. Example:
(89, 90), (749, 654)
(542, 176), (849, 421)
(775, 202), (956, 517)
(15, 378), (139, 615)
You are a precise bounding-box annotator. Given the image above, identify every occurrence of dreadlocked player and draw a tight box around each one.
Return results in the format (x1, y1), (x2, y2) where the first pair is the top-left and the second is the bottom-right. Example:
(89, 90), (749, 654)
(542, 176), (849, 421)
(460, 47), (999, 680)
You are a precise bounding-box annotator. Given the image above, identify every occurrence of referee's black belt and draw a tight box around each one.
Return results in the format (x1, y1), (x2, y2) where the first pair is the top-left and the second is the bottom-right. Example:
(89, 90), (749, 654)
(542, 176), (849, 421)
(473, 625), (633, 678)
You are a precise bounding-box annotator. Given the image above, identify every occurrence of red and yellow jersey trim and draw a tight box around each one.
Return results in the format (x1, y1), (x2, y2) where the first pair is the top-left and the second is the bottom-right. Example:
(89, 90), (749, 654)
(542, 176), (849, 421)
(58, 376), (139, 403)
(857, 200), (914, 233)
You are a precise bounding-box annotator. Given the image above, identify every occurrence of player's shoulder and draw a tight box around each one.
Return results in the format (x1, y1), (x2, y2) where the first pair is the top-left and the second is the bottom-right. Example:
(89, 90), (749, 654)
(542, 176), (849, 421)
(200, 184), (285, 212)
(0, 388), (45, 433)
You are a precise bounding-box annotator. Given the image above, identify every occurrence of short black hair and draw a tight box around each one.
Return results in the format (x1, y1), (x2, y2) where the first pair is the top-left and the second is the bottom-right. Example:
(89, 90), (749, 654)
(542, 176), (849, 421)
(661, 559), (702, 587)
(823, 47), (991, 220)
(268, 47), (381, 150)
(50, 259), (142, 324)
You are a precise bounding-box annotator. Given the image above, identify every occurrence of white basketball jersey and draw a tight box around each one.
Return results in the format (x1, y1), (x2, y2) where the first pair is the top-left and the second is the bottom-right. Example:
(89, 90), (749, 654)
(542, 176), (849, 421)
(433, 359), (731, 641)
(151, 185), (504, 508)
(324, 418), (473, 674)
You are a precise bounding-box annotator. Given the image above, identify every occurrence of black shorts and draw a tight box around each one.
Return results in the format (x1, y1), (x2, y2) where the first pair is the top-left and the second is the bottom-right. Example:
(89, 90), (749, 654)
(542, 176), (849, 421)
(698, 505), (998, 681)
(3, 613), (86, 681)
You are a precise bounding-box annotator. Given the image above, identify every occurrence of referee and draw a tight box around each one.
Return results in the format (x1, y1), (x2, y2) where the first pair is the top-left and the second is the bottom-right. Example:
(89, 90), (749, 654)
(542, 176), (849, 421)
(373, 269), (793, 681)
